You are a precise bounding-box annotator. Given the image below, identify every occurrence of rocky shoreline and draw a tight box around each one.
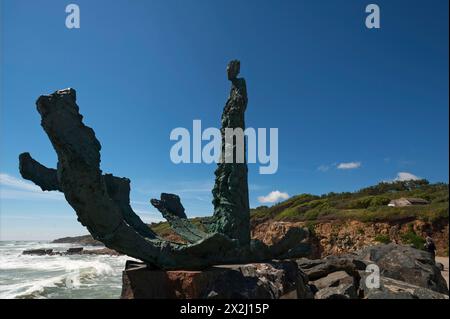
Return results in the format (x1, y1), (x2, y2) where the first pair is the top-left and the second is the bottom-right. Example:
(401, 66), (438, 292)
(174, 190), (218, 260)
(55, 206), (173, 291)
(121, 243), (449, 299)
(22, 247), (121, 256)
(23, 241), (449, 299)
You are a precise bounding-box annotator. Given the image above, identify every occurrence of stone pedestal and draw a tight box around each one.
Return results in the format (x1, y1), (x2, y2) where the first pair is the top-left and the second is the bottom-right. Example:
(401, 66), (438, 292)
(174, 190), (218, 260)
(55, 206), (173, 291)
(121, 260), (313, 299)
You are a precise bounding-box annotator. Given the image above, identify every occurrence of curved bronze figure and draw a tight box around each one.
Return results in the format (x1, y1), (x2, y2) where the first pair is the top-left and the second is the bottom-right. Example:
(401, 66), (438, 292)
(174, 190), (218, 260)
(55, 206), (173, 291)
(19, 61), (309, 269)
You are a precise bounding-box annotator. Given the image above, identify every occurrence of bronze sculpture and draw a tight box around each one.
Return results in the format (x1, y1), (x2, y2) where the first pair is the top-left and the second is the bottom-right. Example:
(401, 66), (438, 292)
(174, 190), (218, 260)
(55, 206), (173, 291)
(19, 61), (309, 269)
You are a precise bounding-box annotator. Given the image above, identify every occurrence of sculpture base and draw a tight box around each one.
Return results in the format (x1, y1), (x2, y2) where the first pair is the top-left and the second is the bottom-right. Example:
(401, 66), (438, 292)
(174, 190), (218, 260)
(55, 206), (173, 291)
(121, 260), (313, 299)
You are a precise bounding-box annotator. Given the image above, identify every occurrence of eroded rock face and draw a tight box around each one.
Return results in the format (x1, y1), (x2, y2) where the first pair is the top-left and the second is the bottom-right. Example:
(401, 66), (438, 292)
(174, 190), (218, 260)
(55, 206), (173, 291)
(121, 261), (313, 299)
(252, 219), (449, 257)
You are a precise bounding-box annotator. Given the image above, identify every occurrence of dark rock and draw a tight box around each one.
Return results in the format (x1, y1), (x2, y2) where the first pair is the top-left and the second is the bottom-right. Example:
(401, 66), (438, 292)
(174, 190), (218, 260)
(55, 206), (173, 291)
(121, 260), (314, 299)
(310, 270), (358, 299)
(66, 247), (83, 254)
(22, 247), (121, 257)
(311, 271), (353, 290)
(22, 249), (53, 256)
(297, 254), (368, 281)
(315, 283), (358, 299)
(360, 274), (449, 299)
(356, 243), (448, 294)
(297, 244), (449, 299)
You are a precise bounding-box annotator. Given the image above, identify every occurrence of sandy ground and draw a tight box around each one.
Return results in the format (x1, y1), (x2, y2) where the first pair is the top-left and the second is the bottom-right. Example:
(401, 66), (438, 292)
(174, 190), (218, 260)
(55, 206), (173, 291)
(436, 256), (449, 289)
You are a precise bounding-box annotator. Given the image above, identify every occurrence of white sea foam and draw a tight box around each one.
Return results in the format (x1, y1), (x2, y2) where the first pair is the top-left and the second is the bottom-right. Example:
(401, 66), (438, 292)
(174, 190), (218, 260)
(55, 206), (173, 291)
(0, 241), (131, 299)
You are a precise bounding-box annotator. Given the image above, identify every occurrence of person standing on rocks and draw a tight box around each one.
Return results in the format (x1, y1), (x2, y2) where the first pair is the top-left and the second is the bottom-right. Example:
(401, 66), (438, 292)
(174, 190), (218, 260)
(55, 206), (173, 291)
(424, 236), (437, 260)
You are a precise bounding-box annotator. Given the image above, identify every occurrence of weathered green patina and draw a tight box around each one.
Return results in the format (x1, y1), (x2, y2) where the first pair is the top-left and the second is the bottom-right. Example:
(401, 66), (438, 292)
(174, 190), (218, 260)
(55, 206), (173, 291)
(210, 60), (250, 246)
(18, 61), (310, 269)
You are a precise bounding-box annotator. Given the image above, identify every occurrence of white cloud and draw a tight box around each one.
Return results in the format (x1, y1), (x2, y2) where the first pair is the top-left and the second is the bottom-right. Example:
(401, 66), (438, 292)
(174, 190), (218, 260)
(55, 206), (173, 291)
(0, 173), (42, 192)
(258, 190), (289, 204)
(0, 173), (63, 201)
(394, 172), (420, 181)
(337, 162), (361, 170)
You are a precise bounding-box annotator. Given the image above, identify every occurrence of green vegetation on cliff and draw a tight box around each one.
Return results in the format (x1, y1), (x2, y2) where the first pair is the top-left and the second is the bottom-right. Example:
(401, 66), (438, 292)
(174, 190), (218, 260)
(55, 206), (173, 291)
(251, 180), (448, 223)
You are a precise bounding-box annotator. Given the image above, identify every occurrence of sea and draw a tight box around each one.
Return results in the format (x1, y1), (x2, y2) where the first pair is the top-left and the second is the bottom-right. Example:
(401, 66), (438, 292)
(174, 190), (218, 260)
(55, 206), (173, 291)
(0, 241), (133, 299)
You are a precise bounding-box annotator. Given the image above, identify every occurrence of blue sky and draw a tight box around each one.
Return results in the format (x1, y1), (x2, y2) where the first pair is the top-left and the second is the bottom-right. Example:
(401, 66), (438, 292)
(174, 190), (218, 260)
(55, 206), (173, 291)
(0, 0), (448, 240)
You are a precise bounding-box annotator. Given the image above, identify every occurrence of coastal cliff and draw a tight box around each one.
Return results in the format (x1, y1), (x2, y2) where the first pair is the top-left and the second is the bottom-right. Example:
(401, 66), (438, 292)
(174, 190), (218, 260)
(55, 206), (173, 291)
(53, 180), (449, 258)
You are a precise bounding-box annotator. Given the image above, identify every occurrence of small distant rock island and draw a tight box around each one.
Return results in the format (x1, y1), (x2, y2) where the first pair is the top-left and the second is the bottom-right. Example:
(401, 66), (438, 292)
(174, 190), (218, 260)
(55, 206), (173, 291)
(18, 61), (448, 299)
(23, 246), (120, 257)
(52, 235), (103, 246)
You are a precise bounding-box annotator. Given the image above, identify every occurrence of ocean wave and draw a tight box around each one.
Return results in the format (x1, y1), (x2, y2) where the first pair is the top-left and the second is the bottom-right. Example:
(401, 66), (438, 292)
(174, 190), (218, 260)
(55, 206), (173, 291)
(1, 273), (69, 299)
(0, 242), (130, 299)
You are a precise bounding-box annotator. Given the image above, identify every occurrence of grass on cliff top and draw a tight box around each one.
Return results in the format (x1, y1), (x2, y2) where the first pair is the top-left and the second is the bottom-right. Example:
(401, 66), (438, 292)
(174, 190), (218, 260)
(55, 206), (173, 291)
(251, 180), (449, 223)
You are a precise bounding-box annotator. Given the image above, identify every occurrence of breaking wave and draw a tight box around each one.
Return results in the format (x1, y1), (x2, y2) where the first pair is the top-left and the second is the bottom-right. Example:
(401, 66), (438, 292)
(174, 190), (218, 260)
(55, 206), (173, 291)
(0, 241), (131, 299)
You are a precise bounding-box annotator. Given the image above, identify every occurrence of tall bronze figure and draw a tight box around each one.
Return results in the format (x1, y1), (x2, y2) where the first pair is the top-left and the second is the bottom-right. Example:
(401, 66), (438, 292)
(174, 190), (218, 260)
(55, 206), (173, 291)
(211, 60), (250, 246)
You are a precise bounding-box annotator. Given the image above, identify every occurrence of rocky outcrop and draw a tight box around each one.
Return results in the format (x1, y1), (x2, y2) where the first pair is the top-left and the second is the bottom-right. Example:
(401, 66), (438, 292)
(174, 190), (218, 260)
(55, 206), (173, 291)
(52, 235), (103, 246)
(66, 247), (83, 254)
(252, 219), (449, 257)
(121, 260), (313, 299)
(120, 244), (448, 299)
(22, 247), (120, 256)
(22, 249), (54, 256)
(296, 243), (448, 299)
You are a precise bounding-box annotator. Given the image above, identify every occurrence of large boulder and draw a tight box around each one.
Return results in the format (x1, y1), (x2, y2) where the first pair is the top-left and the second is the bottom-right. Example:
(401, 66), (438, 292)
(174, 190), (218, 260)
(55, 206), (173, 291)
(296, 258), (363, 299)
(360, 274), (449, 299)
(22, 249), (54, 256)
(311, 271), (358, 299)
(65, 247), (83, 254)
(311, 270), (354, 290)
(315, 284), (358, 299)
(296, 254), (368, 281)
(356, 243), (448, 294)
(121, 260), (314, 299)
(297, 244), (449, 299)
